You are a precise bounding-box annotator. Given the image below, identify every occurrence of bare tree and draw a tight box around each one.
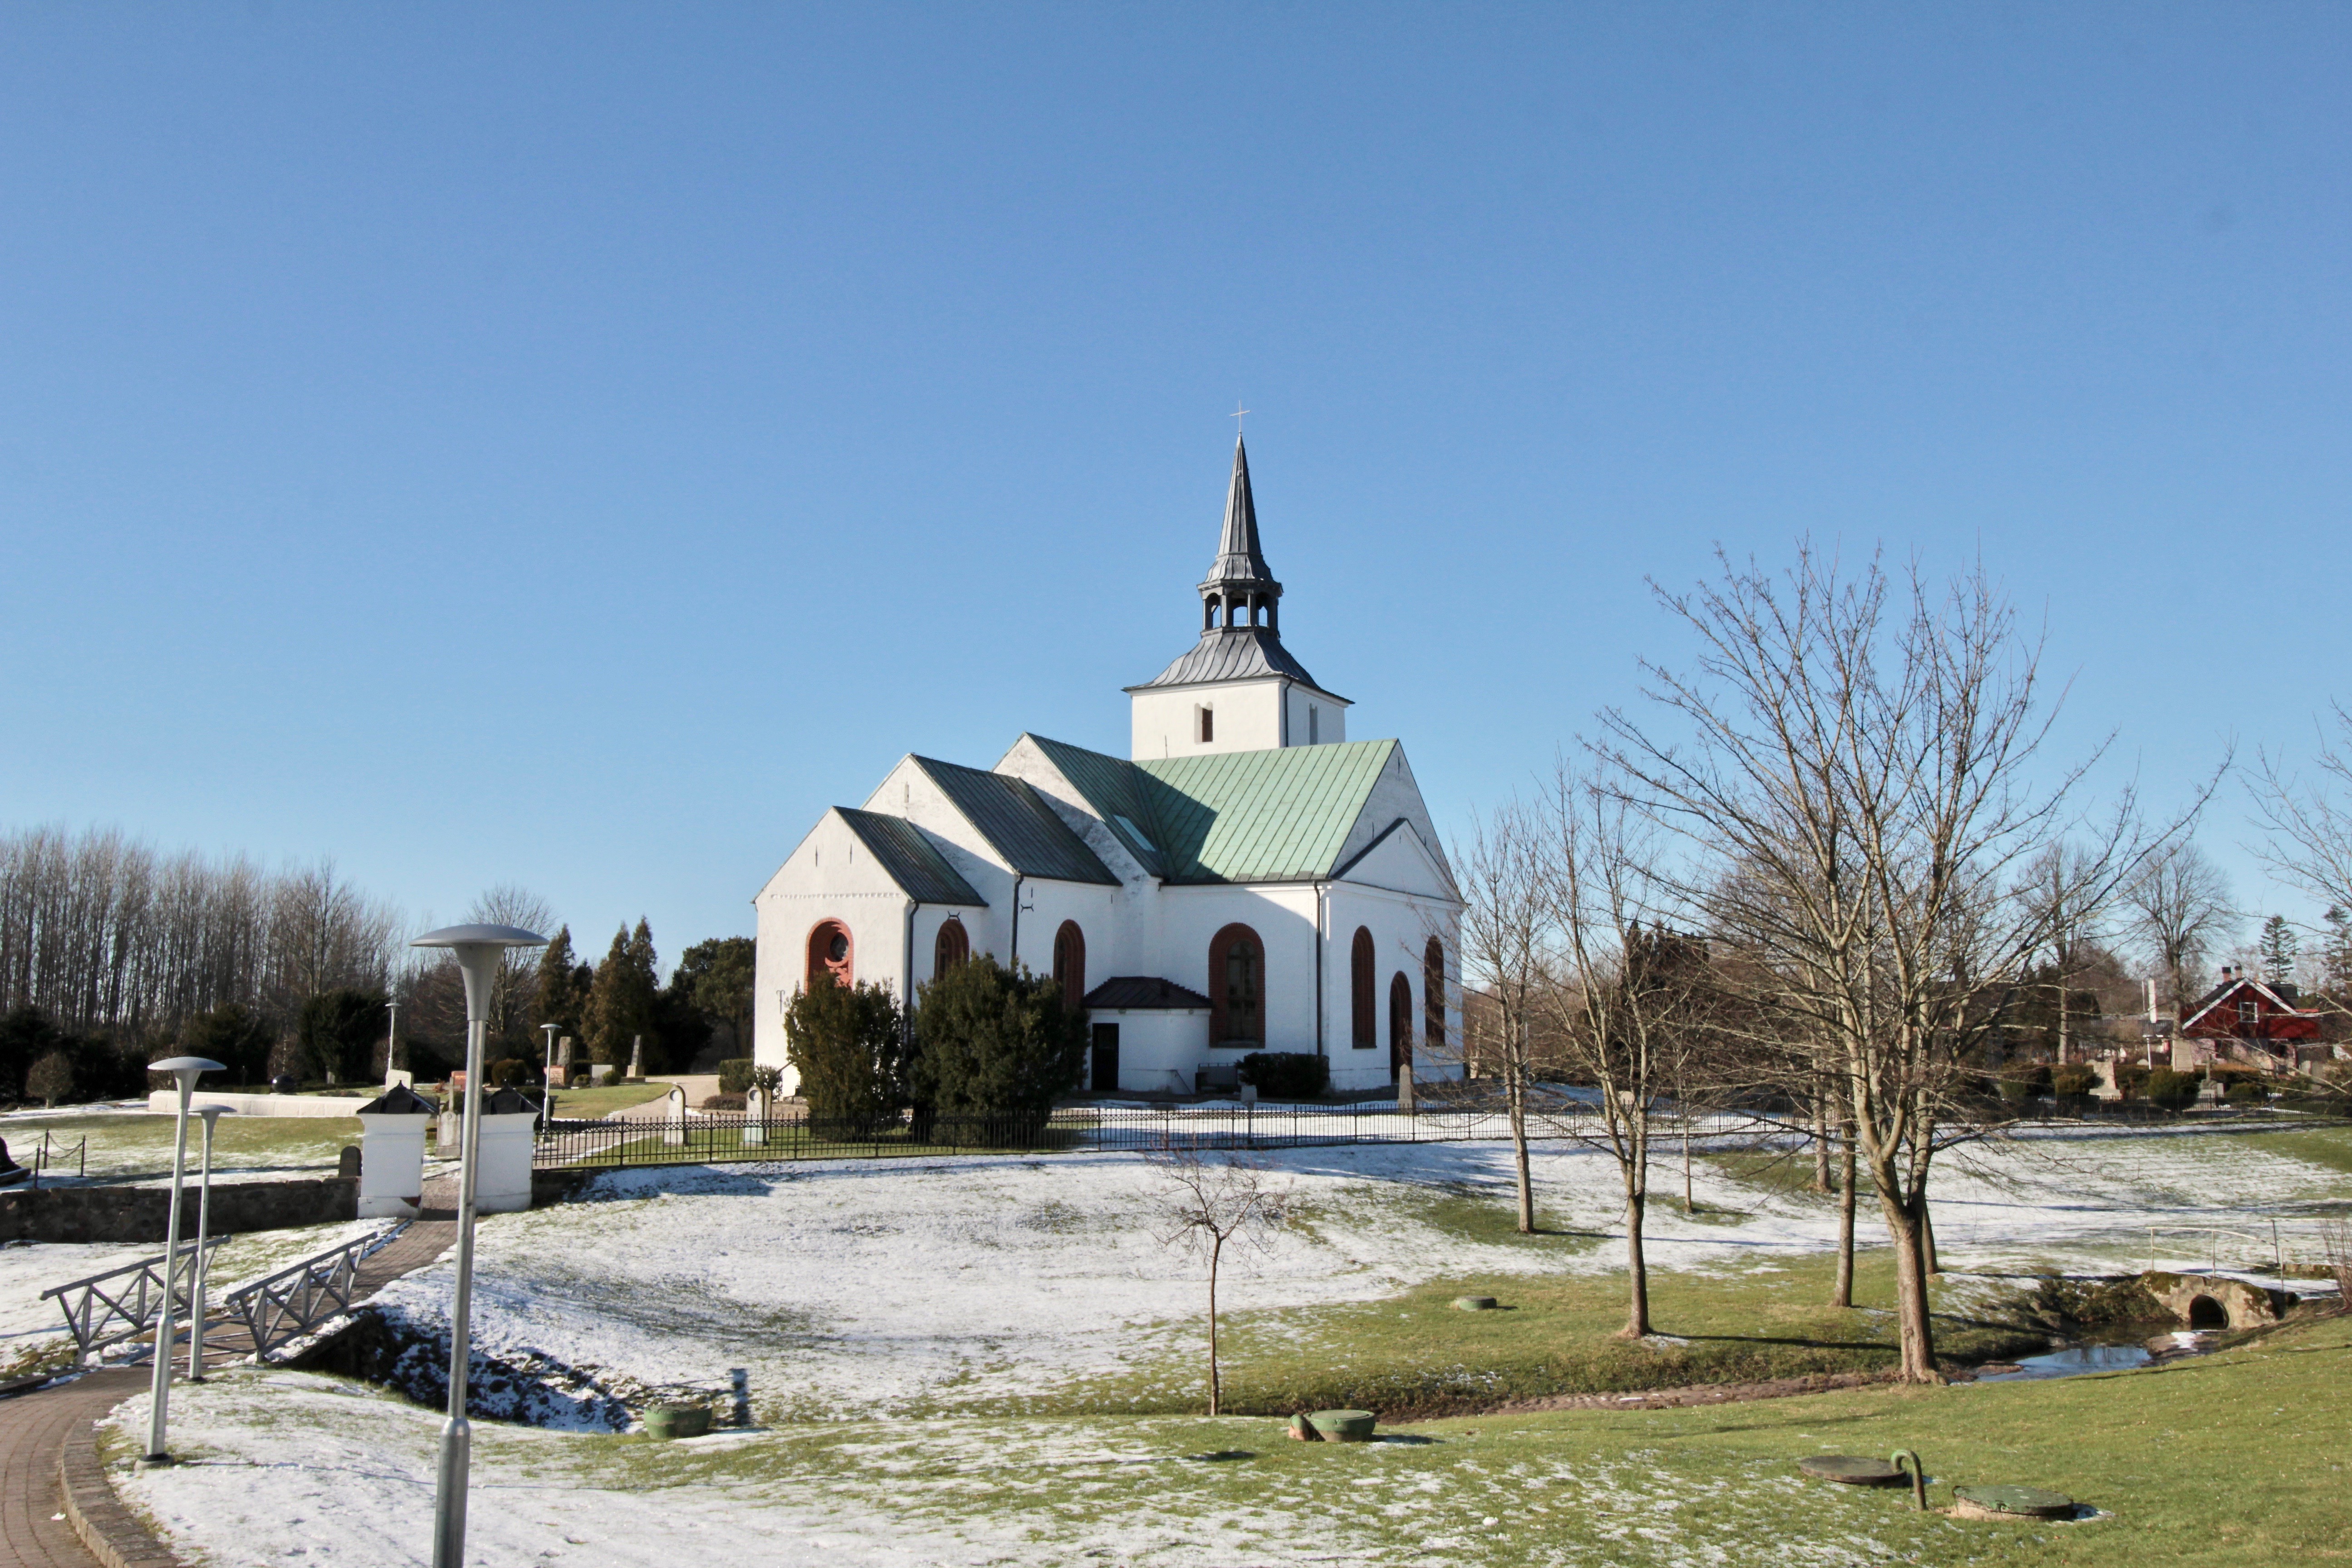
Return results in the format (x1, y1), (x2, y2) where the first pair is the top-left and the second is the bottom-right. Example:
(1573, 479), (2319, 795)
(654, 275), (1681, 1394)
(467, 885), (558, 1055)
(1603, 545), (2171, 1382)
(0, 826), (403, 1046)
(1152, 1149), (1288, 1416)
(2020, 843), (2116, 1063)
(1455, 801), (1554, 1233)
(2253, 703), (2352, 918)
(1533, 765), (1715, 1338)
(2121, 841), (2235, 1019)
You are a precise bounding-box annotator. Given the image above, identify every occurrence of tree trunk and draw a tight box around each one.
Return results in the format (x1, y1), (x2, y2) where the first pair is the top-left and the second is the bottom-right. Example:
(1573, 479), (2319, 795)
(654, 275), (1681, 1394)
(1832, 1124), (1857, 1308)
(1620, 1187), (1651, 1337)
(1811, 1093), (1832, 1192)
(1206, 1237), (1222, 1416)
(1922, 1200), (1940, 1278)
(1509, 1057), (1535, 1234)
(1875, 1179), (1940, 1382)
(1681, 1121), (1693, 1214)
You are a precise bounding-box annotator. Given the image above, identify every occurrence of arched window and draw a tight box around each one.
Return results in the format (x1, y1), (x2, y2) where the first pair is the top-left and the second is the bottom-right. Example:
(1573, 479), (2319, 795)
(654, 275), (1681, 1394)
(1204, 595), (1220, 632)
(1389, 972), (1413, 1083)
(933, 918), (969, 980)
(807, 920), (853, 989)
(1052, 921), (1086, 1010)
(1209, 923), (1264, 1046)
(1350, 927), (1377, 1049)
(1423, 937), (1446, 1054)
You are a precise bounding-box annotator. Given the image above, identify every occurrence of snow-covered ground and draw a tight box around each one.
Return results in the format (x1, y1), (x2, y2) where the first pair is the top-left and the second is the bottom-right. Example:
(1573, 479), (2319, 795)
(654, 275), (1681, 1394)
(79, 1122), (2352, 1567)
(341, 1124), (2352, 1421)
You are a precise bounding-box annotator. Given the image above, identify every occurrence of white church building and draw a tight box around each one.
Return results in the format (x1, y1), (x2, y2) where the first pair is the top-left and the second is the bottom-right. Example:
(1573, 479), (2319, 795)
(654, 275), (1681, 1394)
(751, 437), (1464, 1098)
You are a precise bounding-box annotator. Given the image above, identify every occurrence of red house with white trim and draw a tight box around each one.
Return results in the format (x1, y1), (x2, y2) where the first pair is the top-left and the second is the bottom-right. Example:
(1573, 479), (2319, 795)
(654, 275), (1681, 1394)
(2176, 966), (2324, 1070)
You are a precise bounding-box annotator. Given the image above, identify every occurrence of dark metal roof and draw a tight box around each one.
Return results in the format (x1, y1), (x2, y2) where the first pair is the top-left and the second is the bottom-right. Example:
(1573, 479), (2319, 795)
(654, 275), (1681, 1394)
(1083, 975), (1213, 1011)
(1127, 627), (1338, 697)
(911, 758), (1119, 885)
(357, 1083), (436, 1115)
(836, 808), (988, 905)
(1204, 434), (1276, 588)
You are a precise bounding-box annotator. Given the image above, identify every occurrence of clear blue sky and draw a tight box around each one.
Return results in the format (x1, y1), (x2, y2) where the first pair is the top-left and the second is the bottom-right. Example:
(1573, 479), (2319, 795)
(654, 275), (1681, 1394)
(4, 5), (2346, 968)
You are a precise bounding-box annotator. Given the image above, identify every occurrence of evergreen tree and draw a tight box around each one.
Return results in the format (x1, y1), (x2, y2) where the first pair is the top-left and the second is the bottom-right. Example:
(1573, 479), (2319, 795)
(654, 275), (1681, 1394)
(2259, 914), (2300, 987)
(784, 976), (906, 1132)
(672, 936), (757, 1056)
(296, 988), (389, 1082)
(582, 920), (659, 1068)
(0, 1006), (61, 1102)
(533, 926), (585, 1041)
(2322, 907), (2352, 997)
(184, 1002), (278, 1086)
(911, 956), (1087, 1142)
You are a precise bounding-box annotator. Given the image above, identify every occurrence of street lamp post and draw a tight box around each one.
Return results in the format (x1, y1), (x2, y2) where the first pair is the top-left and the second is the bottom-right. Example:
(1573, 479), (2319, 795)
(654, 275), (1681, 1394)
(140, 1055), (224, 1466)
(411, 923), (547, 1568)
(387, 999), (402, 1086)
(186, 1104), (230, 1381)
(540, 1022), (559, 1132)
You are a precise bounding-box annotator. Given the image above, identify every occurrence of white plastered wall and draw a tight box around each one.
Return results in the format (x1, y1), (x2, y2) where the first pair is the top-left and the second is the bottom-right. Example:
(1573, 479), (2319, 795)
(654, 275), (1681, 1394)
(1324, 821), (1464, 1093)
(1089, 1008), (1211, 1093)
(1158, 883), (1321, 1057)
(1127, 679), (1355, 760)
(751, 809), (917, 1095)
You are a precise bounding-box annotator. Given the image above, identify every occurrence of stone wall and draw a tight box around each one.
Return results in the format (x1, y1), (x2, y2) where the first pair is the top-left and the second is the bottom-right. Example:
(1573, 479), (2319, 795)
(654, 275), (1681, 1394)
(0, 1176), (358, 1244)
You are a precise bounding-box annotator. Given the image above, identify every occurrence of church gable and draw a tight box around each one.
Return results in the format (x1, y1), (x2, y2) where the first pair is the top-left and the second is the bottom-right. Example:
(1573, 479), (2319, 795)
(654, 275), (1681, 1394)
(903, 755), (1118, 886)
(1331, 817), (1456, 902)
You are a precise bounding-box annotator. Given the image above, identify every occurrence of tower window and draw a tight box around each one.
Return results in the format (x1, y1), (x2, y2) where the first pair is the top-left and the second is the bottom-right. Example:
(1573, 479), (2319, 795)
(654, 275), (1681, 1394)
(1199, 706), (1214, 744)
(1308, 705), (1319, 744)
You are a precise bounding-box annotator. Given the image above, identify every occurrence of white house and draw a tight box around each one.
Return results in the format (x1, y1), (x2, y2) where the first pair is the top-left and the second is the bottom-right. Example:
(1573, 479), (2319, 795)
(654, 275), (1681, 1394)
(752, 436), (1464, 1098)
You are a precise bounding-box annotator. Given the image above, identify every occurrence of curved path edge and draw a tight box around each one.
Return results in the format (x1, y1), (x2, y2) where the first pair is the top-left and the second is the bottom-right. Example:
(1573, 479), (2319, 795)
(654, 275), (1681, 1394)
(56, 1370), (174, 1568)
(4, 1181), (462, 1568)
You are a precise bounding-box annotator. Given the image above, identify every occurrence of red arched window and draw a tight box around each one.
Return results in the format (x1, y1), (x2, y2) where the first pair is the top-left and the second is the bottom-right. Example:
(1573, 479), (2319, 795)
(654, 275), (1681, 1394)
(1350, 926), (1377, 1049)
(1423, 937), (1446, 1053)
(1389, 972), (1413, 1082)
(933, 918), (969, 980)
(1209, 923), (1264, 1046)
(807, 920), (853, 988)
(1052, 921), (1086, 1010)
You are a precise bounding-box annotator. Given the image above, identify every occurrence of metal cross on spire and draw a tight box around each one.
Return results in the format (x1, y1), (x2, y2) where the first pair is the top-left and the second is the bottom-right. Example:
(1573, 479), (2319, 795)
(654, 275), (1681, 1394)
(1231, 401), (1250, 433)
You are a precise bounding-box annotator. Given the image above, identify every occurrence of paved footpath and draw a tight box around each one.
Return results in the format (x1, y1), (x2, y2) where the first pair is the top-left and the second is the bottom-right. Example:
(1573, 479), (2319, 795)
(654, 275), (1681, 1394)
(0, 1184), (461, 1568)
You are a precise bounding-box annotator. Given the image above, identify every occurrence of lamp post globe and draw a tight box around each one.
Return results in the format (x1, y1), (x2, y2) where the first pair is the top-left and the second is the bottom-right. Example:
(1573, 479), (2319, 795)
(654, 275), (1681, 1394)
(410, 923), (546, 1568)
(140, 1055), (224, 1465)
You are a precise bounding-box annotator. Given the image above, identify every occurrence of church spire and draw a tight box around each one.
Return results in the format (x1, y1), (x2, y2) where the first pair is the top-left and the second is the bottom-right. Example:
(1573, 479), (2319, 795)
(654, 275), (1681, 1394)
(1199, 434), (1282, 634)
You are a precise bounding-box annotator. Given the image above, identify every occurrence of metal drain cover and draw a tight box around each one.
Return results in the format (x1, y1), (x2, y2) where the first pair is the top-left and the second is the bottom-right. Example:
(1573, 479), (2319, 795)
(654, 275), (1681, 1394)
(1952, 1485), (2075, 1519)
(1798, 1456), (1905, 1485)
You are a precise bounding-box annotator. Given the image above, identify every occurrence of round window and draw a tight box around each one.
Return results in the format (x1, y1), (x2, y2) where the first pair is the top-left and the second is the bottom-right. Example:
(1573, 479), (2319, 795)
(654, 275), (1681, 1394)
(827, 932), (849, 963)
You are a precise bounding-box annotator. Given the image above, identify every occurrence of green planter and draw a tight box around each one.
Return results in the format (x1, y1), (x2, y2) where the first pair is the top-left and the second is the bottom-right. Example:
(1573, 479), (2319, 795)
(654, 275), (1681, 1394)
(643, 1402), (713, 1440)
(1307, 1409), (1377, 1442)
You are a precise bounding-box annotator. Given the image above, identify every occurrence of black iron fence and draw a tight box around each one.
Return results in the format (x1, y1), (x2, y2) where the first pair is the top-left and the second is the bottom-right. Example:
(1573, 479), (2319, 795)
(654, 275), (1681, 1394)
(531, 1094), (2340, 1173)
(533, 1102), (1591, 1170)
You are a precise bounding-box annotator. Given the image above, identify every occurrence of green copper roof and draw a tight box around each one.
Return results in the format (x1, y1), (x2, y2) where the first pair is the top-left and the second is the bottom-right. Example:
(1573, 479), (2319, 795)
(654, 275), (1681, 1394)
(1024, 734), (1396, 885)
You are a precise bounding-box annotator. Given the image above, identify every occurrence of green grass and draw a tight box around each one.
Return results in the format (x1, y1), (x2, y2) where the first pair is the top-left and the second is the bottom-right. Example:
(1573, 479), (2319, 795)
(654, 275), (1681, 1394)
(2231, 1121), (2352, 1176)
(540, 1079), (689, 1119)
(1035, 1251), (2062, 1421)
(0, 1109), (362, 1180)
(496, 1310), (2352, 1568)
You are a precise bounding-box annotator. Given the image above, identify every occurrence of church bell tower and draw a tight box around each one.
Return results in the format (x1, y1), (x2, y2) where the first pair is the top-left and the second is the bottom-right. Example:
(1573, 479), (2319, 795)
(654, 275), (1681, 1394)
(1124, 436), (1350, 760)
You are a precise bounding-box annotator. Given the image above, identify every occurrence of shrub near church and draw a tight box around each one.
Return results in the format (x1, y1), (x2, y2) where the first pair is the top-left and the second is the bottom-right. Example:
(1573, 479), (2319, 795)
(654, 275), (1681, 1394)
(912, 957), (1088, 1145)
(783, 977), (908, 1137)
